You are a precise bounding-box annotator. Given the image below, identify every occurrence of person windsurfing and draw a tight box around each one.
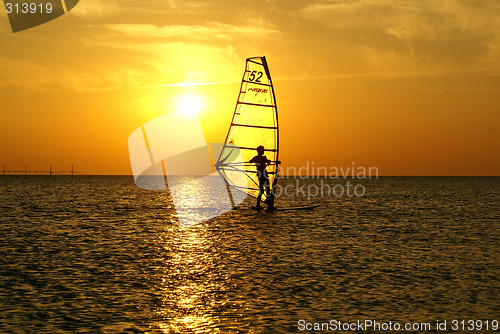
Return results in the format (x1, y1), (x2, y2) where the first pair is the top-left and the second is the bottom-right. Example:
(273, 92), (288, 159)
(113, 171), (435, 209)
(250, 145), (274, 211)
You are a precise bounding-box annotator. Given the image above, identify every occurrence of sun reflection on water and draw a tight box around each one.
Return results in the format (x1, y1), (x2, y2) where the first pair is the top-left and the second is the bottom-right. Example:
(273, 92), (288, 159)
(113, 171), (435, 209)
(149, 176), (245, 332)
(154, 222), (224, 333)
(165, 175), (244, 227)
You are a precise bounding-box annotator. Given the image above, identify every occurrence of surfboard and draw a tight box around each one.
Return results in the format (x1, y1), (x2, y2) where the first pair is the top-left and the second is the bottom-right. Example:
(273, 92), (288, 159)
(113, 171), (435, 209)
(251, 204), (322, 211)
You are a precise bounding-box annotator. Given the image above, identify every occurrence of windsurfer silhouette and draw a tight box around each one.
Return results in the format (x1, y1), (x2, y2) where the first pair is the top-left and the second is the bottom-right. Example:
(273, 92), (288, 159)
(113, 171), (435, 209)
(250, 145), (275, 211)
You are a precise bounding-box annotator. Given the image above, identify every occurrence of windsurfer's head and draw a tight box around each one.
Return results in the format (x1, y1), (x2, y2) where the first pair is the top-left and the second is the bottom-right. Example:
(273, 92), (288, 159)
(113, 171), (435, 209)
(257, 145), (264, 155)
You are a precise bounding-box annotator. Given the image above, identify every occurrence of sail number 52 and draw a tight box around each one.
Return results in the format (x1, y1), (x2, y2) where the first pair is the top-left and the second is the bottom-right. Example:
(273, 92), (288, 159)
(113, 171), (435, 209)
(248, 71), (263, 83)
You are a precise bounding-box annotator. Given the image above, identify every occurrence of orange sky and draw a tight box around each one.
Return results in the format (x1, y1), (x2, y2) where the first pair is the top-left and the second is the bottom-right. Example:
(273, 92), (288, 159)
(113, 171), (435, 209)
(1, 0), (499, 175)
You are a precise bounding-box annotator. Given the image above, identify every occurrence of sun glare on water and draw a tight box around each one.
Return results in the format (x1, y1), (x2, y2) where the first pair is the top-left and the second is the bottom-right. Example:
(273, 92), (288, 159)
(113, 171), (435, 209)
(177, 94), (202, 116)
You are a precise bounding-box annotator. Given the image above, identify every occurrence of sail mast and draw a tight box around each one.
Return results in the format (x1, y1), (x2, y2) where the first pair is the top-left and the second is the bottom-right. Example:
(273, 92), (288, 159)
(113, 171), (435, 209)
(262, 56), (279, 184)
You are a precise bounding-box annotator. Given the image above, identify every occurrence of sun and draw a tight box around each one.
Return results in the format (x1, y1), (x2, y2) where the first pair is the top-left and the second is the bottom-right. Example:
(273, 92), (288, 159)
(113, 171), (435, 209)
(177, 94), (202, 116)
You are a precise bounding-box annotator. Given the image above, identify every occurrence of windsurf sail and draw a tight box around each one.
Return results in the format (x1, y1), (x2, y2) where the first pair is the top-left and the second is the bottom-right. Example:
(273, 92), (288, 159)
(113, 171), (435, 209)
(215, 56), (279, 202)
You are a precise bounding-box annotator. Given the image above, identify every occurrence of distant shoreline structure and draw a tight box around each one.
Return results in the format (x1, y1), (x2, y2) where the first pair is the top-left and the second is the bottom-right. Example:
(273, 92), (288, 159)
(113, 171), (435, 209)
(1, 166), (498, 178)
(1, 165), (91, 177)
(3, 174), (497, 177)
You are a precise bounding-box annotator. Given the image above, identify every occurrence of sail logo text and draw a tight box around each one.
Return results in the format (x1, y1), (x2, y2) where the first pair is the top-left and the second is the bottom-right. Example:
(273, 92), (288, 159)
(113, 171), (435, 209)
(248, 88), (268, 93)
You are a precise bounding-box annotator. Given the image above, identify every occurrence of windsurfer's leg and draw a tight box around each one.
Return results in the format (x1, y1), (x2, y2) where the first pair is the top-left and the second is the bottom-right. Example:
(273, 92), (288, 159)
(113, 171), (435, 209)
(256, 183), (264, 210)
(261, 178), (270, 204)
(265, 180), (275, 210)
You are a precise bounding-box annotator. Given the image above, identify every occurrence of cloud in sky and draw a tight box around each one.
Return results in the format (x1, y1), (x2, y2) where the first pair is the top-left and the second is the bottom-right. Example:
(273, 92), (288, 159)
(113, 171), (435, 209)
(298, 0), (500, 76)
(102, 22), (283, 43)
(0, 55), (146, 91)
(0, 18), (287, 91)
(1, 0), (499, 91)
(71, 0), (120, 17)
(70, 0), (211, 17)
(88, 21), (288, 87)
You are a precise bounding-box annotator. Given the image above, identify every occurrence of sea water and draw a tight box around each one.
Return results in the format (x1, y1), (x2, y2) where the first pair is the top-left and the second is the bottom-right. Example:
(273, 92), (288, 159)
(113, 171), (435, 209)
(0, 176), (498, 333)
